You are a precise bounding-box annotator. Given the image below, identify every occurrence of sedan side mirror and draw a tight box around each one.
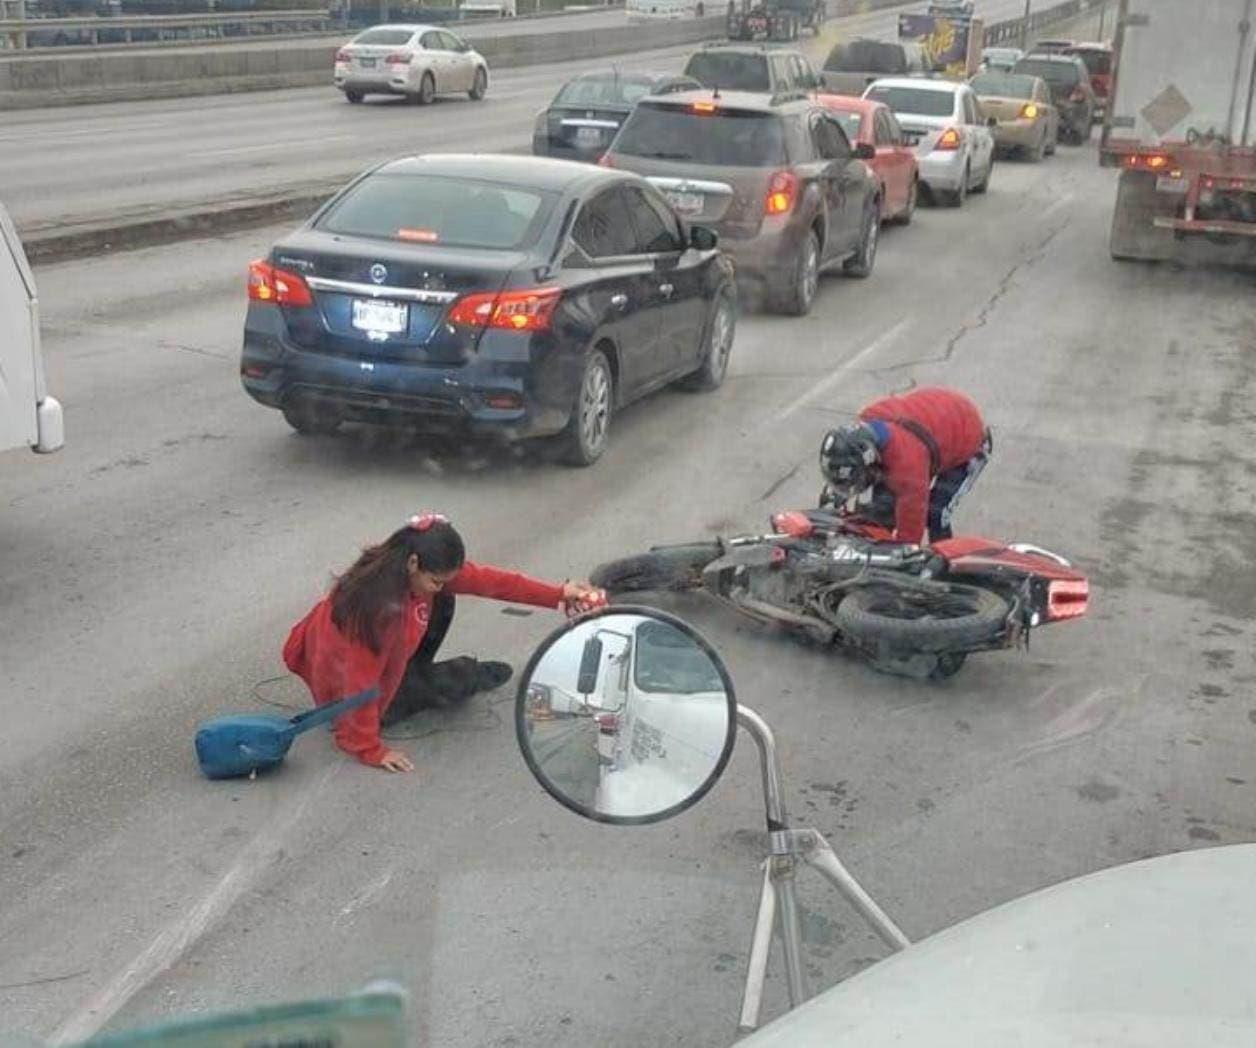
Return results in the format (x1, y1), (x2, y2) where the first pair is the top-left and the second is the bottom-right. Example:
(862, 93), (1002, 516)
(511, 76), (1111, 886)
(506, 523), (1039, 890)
(690, 225), (718, 251)
(987, 115), (999, 128)
(853, 141), (876, 160)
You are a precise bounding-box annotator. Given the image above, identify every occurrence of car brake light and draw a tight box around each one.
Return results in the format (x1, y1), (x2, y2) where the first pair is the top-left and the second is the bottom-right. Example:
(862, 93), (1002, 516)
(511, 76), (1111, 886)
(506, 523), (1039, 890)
(1047, 578), (1089, 621)
(448, 287), (561, 332)
(247, 260), (313, 307)
(1019, 102), (1039, 119)
(335, 49), (350, 63)
(765, 170), (798, 215)
(936, 127), (962, 151)
(385, 52), (412, 65)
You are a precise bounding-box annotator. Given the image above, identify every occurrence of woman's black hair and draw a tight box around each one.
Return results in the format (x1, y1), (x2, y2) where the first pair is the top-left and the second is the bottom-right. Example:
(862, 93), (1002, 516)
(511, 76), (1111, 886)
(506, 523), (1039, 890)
(331, 520), (466, 653)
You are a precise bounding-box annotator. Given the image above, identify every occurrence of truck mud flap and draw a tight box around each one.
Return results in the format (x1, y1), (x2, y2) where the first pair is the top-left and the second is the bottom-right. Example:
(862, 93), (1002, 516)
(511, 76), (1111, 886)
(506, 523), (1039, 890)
(1110, 170), (1177, 262)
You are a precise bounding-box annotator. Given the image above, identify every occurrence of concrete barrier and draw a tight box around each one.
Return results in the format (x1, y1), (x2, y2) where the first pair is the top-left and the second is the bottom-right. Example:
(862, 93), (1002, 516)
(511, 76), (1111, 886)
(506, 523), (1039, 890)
(0, 0), (913, 109)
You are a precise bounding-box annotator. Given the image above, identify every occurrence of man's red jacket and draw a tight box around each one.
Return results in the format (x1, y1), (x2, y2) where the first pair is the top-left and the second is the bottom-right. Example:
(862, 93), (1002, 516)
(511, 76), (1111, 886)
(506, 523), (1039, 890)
(860, 387), (986, 544)
(284, 563), (564, 766)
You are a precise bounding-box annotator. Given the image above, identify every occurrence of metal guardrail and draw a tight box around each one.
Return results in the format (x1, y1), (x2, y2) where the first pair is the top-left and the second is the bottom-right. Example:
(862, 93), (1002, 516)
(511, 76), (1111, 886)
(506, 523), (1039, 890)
(0, 8), (334, 48)
(983, 0), (1086, 46)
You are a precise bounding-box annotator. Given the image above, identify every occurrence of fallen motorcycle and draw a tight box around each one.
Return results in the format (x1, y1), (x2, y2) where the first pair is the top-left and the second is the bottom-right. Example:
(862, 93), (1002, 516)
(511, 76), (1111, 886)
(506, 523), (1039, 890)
(590, 508), (1089, 679)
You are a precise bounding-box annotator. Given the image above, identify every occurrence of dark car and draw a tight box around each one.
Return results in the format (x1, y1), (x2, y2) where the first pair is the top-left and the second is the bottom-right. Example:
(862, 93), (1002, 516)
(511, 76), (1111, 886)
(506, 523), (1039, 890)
(240, 155), (737, 466)
(532, 70), (700, 164)
(682, 43), (821, 96)
(603, 91), (880, 316)
(1012, 53), (1095, 143)
(1064, 42), (1113, 118)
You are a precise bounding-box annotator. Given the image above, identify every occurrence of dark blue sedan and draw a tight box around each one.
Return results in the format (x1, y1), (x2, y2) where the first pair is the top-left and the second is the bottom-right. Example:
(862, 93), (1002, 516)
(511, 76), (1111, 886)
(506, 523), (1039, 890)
(240, 154), (736, 465)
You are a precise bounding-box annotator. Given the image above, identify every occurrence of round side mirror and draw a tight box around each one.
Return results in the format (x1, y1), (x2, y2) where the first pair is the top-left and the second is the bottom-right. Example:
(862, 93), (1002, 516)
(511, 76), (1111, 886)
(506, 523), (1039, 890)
(515, 607), (737, 825)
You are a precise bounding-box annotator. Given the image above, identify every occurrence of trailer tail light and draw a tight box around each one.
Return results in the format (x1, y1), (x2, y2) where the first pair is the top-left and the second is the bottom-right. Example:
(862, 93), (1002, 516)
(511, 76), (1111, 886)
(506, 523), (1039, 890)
(935, 127), (962, 151)
(247, 260), (313, 307)
(385, 52), (412, 65)
(1019, 103), (1039, 119)
(448, 287), (561, 332)
(1123, 152), (1178, 174)
(765, 170), (798, 215)
(595, 712), (619, 734)
(1047, 578), (1089, 621)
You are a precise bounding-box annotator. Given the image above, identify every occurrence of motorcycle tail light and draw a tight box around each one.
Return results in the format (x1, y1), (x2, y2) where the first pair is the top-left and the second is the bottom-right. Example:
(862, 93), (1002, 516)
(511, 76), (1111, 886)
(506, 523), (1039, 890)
(1047, 578), (1089, 621)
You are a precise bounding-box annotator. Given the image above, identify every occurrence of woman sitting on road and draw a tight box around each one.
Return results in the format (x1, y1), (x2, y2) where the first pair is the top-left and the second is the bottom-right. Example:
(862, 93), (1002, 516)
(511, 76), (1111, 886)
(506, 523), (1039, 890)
(284, 513), (605, 773)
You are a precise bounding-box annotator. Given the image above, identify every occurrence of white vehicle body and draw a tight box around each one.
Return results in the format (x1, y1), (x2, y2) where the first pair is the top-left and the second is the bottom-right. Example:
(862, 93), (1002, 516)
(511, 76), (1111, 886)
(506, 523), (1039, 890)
(594, 621), (727, 819)
(742, 844), (1256, 1046)
(864, 77), (995, 205)
(333, 24), (489, 102)
(626, 0), (700, 21)
(1, 200), (63, 456)
(461, 0), (517, 16)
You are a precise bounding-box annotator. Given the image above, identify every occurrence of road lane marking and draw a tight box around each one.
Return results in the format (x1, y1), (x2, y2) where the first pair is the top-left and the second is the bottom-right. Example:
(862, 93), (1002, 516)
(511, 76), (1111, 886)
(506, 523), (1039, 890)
(777, 318), (913, 422)
(189, 134), (357, 159)
(48, 762), (342, 1046)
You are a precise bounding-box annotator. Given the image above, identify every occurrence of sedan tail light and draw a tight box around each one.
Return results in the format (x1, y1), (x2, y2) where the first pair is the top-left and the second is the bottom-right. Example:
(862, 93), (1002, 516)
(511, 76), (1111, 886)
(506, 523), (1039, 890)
(935, 127), (962, 151)
(385, 52), (412, 65)
(765, 170), (798, 215)
(335, 49), (350, 63)
(448, 287), (562, 333)
(247, 260), (313, 307)
(1019, 102), (1039, 119)
(1046, 578), (1089, 621)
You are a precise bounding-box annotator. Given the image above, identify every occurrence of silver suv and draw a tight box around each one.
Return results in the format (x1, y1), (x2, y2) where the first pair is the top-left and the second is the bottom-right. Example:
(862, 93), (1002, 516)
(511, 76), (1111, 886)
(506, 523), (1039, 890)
(682, 44), (821, 96)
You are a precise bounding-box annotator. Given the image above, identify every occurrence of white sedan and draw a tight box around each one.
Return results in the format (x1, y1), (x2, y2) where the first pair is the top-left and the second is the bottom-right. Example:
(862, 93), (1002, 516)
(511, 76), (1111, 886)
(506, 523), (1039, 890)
(333, 24), (489, 105)
(863, 77), (996, 207)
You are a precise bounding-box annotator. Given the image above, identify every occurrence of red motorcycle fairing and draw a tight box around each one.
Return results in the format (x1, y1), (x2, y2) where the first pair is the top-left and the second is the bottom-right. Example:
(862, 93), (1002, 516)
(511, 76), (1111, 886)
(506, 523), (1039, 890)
(933, 537), (1090, 622)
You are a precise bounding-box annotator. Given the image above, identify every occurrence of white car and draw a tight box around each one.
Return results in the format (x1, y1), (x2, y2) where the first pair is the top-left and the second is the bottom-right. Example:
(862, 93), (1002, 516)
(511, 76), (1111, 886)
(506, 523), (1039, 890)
(863, 77), (996, 207)
(333, 24), (489, 105)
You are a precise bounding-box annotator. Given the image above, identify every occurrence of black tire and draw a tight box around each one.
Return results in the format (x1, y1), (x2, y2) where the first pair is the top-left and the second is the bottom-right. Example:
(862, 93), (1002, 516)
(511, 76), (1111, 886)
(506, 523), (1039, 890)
(972, 154), (992, 193)
(773, 229), (820, 315)
(469, 67), (487, 101)
(892, 178), (917, 226)
(282, 403), (342, 436)
(835, 582), (1010, 652)
(344, 89), (364, 104)
(558, 347), (613, 467)
(679, 285), (735, 392)
(944, 167), (968, 208)
(591, 543), (722, 594)
(843, 200), (879, 277)
(1045, 128), (1057, 156)
(416, 72), (436, 105)
(1028, 130), (1046, 163)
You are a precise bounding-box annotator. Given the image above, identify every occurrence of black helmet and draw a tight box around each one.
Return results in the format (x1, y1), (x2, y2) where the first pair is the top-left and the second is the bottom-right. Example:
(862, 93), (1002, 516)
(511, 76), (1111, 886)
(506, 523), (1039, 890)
(819, 423), (883, 501)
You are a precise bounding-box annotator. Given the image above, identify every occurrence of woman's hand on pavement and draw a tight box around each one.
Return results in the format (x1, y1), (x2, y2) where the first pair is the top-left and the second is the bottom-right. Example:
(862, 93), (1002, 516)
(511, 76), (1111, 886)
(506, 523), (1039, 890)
(379, 749), (416, 773)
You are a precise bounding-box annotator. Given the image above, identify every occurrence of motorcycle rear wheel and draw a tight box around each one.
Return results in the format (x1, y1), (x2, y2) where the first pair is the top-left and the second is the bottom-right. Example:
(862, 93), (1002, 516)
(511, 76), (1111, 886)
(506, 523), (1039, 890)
(835, 582), (1010, 652)
(591, 544), (722, 594)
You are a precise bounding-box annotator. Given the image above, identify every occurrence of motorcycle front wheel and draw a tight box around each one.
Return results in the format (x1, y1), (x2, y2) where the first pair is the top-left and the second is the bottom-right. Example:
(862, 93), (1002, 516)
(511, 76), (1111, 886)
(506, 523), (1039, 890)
(591, 543), (722, 594)
(835, 582), (1010, 653)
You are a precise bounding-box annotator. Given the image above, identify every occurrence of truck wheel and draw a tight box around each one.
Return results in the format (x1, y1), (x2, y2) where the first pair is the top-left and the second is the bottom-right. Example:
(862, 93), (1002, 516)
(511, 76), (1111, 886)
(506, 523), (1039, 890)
(1109, 169), (1177, 262)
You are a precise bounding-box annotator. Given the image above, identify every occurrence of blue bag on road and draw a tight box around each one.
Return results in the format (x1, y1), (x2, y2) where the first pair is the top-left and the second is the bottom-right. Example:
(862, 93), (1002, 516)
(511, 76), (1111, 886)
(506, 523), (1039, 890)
(194, 688), (378, 780)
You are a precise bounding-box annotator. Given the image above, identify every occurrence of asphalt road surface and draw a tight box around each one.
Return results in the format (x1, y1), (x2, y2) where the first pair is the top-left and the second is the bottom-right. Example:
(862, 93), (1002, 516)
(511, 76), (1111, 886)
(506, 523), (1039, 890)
(2, 0), (1065, 239)
(5, 99), (1255, 1047)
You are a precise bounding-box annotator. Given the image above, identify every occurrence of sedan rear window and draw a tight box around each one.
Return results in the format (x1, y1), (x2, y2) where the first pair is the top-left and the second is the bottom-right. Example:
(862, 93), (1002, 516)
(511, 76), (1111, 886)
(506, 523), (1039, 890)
(826, 109), (864, 142)
(1014, 59), (1080, 85)
(864, 86), (956, 117)
(317, 174), (554, 250)
(352, 28), (414, 46)
(683, 53), (770, 92)
(971, 73), (1037, 99)
(555, 76), (655, 107)
(613, 104), (786, 167)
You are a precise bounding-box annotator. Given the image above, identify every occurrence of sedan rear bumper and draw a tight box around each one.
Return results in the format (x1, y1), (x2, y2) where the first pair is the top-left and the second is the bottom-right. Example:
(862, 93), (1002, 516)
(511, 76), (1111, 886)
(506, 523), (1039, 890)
(993, 120), (1044, 150)
(918, 149), (967, 192)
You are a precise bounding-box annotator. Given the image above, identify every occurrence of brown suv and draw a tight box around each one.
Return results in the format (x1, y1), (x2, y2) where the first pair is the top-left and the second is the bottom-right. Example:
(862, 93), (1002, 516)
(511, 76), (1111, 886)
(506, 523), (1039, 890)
(603, 90), (881, 315)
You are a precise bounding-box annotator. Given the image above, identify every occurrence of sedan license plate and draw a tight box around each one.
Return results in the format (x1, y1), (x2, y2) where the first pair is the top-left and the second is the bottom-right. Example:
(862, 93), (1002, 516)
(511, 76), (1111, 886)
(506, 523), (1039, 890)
(575, 126), (603, 148)
(1156, 175), (1189, 194)
(352, 298), (408, 334)
(358, 57), (376, 68)
(665, 190), (704, 216)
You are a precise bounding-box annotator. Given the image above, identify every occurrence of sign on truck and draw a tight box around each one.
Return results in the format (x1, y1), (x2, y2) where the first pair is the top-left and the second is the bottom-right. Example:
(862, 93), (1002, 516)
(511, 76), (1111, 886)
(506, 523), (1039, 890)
(1101, 0), (1256, 264)
(898, 12), (984, 79)
(1, 200), (63, 456)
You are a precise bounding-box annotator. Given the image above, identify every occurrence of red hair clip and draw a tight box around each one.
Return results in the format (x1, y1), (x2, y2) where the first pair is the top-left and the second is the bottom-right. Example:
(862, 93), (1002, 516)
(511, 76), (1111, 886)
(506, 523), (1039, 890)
(408, 512), (449, 532)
